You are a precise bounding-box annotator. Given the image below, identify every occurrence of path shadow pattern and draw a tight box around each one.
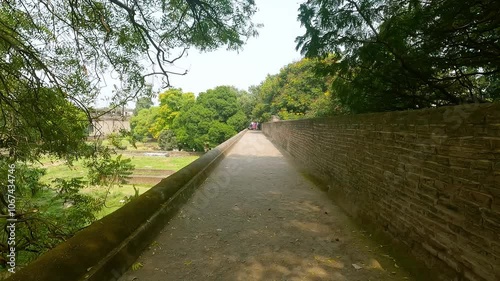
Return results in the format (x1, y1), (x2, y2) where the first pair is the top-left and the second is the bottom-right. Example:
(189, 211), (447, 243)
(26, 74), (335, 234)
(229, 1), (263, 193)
(119, 131), (415, 281)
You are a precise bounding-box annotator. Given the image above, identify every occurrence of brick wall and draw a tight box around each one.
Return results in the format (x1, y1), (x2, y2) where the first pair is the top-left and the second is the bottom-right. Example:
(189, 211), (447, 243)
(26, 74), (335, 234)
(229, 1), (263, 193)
(263, 103), (500, 281)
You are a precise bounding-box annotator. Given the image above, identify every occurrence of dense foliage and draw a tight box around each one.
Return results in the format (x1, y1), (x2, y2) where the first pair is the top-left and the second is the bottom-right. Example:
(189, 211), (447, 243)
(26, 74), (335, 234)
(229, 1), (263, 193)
(1, 0), (258, 271)
(130, 88), (195, 141)
(174, 86), (249, 150)
(252, 56), (346, 121)
(296, 0), (499, 113)
(0, 152), (132, 268)
(131, 86), (252, 151)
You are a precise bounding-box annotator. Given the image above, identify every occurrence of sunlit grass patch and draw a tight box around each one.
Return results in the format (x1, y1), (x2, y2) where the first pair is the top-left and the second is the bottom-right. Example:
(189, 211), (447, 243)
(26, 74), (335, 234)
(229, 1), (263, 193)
(128, 155), (199, 170)
(37, 154), (199, 219)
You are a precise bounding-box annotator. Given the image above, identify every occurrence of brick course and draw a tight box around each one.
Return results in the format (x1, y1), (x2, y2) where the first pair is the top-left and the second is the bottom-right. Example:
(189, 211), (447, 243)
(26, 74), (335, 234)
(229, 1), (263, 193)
(263, 103), (500, 281)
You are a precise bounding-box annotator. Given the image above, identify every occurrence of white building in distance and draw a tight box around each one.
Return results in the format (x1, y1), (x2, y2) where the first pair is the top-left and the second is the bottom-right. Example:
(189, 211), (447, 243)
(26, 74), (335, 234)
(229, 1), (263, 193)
(88, 107), (134, 139)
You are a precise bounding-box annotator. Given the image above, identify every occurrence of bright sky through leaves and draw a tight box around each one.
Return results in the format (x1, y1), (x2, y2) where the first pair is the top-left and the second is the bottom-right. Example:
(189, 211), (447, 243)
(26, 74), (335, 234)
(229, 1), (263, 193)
(171, 0), (304, 95)
(98, 0), (304, 106)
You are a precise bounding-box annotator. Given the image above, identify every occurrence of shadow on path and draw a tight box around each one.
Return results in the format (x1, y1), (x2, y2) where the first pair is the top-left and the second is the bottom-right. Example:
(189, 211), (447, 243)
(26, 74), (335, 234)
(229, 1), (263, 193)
(119, 131), (415, 281)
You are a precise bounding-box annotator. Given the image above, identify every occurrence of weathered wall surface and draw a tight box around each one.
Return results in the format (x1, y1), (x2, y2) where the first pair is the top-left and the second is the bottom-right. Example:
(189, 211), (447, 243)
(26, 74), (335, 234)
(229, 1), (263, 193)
(263, 103), (500, 281)
(89, 117), (131, 138)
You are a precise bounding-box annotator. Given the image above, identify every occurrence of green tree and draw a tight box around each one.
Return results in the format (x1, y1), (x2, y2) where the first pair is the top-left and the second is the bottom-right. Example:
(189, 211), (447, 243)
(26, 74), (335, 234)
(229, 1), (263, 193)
(1, 0), (259, 112)
(0, 86), (89, 162)
(1, 0), (259, 269)
(150, 89), (195, 138)
(197, 86), (240, 121)
(133, 97), (154, 116)
(1, 0), (259, 157)
(130, 107), (160, 141)
(296, 0), (499, 113)
(208, 122), (237, 147)
(237, 87), (257, 120)
(173, 104), (214, 151)
(172, 86), (247, 151)
(227, 110), (248, 132)
(252, 57), (344, 121)
(130, 89), (196, 141)
(158, 130), (178, 151)
(0, 157), (123, 267)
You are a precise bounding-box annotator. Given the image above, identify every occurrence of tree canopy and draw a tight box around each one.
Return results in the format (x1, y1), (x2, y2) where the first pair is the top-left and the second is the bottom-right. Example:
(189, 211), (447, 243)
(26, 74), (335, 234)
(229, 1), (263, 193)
(173, 86), (248, 150)
(252, 56), (346, 121)
(1, 0), (259, 159)
(296, 0), (500, 113)
(0, 0), (259, 270)
(130, 88), (195, 140)
(131, 86), (251, 151)
(133, 96), (154, 115)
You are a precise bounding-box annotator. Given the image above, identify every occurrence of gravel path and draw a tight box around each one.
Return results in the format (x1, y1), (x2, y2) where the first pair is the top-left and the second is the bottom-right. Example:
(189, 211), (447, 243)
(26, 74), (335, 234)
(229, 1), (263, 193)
(119, 131), (415, 281)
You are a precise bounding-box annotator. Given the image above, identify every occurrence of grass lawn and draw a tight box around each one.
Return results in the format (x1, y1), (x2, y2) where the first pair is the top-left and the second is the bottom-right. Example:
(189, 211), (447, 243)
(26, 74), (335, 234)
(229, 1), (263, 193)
(99, 140), (159, 150)
(38, 153), (199, 219)
(39, 155), (198, 181)
(126, 155), (199, 170)
(82, 184), (152, 219)
(39, 159), (87, 182)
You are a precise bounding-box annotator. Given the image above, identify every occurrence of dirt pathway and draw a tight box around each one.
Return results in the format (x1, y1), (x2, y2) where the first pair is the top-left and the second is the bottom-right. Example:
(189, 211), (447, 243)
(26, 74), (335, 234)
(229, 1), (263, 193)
(119, 131), (415, 281)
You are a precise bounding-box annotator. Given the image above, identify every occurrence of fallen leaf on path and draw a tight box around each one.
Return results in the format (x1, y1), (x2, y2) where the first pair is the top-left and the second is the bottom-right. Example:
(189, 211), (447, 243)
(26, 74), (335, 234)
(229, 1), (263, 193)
(367, 259), (383, 269)
(352, 263), (362, 270)
(131, 262), (143, 271)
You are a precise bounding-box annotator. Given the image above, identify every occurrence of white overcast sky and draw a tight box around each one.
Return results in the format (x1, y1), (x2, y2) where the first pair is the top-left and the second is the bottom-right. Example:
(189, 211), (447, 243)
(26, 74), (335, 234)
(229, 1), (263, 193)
(97, 0), (305, 107)
(168, 0), (305, 95)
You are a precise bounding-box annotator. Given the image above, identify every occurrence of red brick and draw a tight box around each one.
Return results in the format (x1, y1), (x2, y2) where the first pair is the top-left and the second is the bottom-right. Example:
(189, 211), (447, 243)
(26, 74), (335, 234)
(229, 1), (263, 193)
(263, 102), (500, 281)
(459, 189), (493, 208)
